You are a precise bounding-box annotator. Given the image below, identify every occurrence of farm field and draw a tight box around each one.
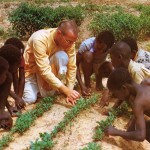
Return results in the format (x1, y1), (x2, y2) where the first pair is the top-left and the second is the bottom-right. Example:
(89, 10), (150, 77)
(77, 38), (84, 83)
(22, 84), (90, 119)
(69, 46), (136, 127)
(0, 0), (150, 150)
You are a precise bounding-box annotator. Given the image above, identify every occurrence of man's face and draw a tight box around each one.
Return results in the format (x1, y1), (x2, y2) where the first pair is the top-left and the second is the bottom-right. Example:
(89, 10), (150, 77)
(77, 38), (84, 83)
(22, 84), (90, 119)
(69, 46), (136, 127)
(59, 30), (78, 50)
(0, 70), (8, 85)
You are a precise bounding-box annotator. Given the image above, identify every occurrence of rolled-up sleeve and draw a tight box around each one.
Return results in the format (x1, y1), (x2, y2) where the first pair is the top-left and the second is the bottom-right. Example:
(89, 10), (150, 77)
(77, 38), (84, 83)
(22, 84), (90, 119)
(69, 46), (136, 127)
(33, 39), (63, 89)
(66, 45), (77, 89)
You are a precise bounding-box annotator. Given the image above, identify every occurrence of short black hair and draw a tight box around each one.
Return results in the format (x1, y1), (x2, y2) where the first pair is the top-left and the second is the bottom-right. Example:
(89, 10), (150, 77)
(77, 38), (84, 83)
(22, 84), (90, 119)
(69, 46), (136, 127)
(122, 37), (138, 52)
(0, 56), (9, 74)
(4, 37), (24, 51)
(110, 41), (131, 59)
(107, 68), (132, 91)
(96, 30), (115, 49)
(0, 44), (21, 65)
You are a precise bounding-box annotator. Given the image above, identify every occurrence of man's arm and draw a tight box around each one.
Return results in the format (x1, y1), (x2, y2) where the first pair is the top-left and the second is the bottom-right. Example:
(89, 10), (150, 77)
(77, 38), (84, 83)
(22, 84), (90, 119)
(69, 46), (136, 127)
(33, 39), (80, 103)
(33, 38), (63, 89)
(105, 102), (146, 141)
(65, 45), (77, 90)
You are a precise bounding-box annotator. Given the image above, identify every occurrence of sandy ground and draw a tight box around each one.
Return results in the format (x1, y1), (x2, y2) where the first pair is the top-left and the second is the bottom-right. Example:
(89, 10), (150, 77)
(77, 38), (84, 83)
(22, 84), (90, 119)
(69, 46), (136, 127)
(0, 1), (150, 150)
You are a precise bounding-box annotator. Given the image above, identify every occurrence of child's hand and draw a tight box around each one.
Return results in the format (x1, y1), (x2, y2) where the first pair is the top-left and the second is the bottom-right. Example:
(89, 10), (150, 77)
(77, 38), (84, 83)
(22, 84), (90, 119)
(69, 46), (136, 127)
(15, 96), (26, 109)
(81, 86), (91, 96)
(104, 125), (117, 136)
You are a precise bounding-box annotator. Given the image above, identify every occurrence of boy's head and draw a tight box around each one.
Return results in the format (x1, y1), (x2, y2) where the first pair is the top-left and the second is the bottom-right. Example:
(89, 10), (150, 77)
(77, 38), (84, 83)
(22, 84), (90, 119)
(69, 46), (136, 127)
(0, 45), (21, 73)
(110, 41), (131, 68)
(94, 30), (115, 54)
(0, 56), (9, 85)
(122, 37), (138, 60)
(107, 68), (133, 100)
(4, 37), (25, 55)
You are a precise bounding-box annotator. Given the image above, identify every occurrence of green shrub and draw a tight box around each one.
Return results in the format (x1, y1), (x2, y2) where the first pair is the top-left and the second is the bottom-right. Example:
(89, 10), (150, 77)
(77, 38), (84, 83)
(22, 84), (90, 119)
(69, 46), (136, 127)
(133, 5), (150, 36)
(0, 27), (4, 36)
(9, 3), (85, 38)
(89, 12), (142, 40)
(133, 5), (150, 16)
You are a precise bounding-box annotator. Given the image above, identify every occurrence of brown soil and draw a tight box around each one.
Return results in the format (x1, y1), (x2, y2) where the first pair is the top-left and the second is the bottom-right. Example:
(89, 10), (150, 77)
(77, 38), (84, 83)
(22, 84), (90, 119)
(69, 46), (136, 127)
(0, 1), (150, 150)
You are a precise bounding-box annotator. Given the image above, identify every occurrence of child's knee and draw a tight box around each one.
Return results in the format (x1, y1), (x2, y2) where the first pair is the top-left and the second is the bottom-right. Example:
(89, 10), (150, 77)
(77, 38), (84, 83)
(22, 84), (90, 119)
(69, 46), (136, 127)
(83, 51), (93, 63)
(99, 62), (113, 77)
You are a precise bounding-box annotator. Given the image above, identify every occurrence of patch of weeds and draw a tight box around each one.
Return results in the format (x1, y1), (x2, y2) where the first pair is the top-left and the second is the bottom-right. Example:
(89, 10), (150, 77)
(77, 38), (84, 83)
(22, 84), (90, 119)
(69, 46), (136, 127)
(80, 142), (101, 150)
(9, 2), (85, 38)
(89, 12), (141, 40)
(0, 27), (4, 36)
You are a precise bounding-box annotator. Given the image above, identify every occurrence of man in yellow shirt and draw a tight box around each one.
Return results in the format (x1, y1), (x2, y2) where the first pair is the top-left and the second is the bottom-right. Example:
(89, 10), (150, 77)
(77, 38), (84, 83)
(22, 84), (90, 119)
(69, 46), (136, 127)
(23, 20), (80, 104)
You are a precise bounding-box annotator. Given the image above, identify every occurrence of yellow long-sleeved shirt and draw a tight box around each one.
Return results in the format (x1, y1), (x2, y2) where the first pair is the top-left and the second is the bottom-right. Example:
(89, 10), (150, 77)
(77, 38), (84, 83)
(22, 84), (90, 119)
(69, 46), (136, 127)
(24, 28), (77, 90)
(128, 59), (150, 84)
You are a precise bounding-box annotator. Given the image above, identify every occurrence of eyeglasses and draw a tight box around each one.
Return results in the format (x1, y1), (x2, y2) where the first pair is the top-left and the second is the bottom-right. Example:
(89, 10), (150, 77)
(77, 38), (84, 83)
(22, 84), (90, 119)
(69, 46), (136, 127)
(61, 33), (75, 45)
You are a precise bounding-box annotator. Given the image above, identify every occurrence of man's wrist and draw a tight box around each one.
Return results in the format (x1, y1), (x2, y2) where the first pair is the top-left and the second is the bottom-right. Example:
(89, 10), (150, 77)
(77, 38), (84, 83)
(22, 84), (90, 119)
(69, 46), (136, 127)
(59, 85), (70, 96)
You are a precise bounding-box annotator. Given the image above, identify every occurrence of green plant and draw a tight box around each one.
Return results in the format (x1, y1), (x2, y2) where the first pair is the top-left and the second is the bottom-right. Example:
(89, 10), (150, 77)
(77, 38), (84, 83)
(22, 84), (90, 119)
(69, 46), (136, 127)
(94, 102), (130, 140)
(9, 2), (85, 38)
(80, 142), (101, 150)
(30, 94), (100, 149)
(0, 27), (4, 36)
(0, 96), (56, 150)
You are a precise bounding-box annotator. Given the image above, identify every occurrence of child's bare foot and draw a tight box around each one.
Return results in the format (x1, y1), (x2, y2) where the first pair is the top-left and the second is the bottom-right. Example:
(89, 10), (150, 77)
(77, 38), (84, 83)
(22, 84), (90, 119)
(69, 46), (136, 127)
(0, 118), (13, 130)
(0, 110), (13, 130)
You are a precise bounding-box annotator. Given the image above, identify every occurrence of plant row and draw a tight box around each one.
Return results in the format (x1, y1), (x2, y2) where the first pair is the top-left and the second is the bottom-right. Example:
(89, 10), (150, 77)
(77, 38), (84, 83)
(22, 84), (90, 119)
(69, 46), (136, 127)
(9, 2), (85, 38)
(0, 96), (56, 150)
(93, 102), (130, 141)
(80, 142), (101, 150)
(30, 94), (100, 150)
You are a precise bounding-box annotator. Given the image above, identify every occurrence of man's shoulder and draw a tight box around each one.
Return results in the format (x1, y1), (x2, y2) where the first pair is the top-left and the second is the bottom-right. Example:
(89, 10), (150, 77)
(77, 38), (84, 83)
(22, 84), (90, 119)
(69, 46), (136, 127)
(31, 28), (56, 41)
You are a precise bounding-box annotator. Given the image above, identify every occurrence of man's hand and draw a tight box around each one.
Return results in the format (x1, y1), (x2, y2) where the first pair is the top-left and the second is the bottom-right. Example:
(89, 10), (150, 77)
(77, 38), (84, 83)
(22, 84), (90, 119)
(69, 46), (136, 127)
(59, 85), (80, 105)
(66, 90), (80, 105)
(105, 125), (117, 136)
(15, 96), (26, 109)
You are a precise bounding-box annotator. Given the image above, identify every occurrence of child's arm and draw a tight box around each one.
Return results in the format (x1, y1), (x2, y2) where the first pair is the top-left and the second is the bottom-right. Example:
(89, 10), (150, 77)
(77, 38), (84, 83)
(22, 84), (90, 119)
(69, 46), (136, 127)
(99, 89), (110, 108)
(76, 53), (90, 96)
(105, 103), (146, 141)
(18, 67), (25, 97)
(9, 91), (25, 109)
(0, 73), (12, 120)
(12, 71), (19, 94)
